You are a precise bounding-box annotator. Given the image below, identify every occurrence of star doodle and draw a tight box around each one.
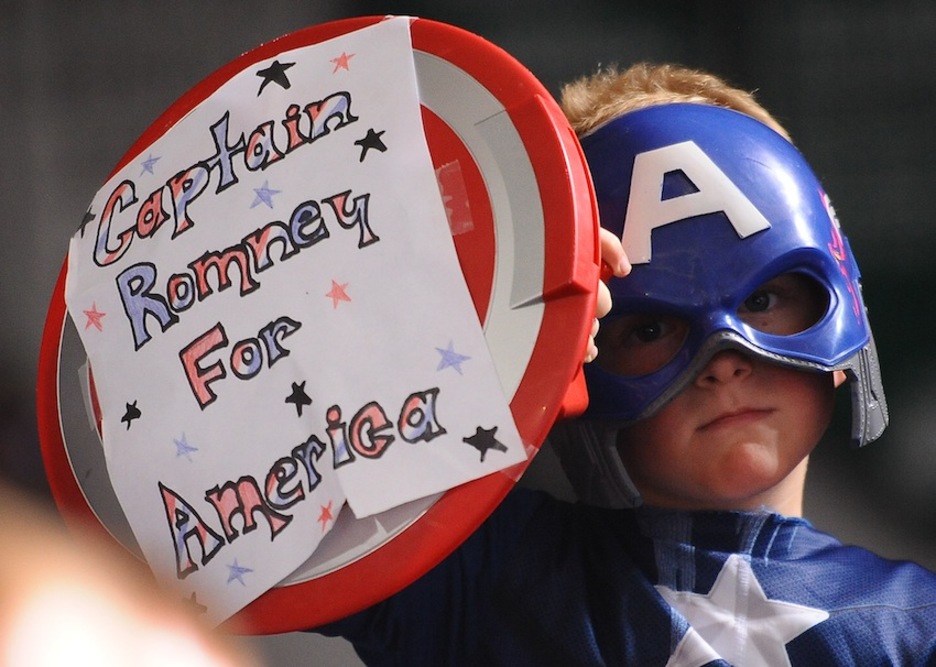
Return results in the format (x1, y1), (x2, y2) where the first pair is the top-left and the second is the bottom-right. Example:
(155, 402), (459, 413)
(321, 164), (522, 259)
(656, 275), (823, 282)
(173, 433), (199, 461)
(78, 209), (96, 237)
(657, 554), (829, 667)
(354, 128), (387, 162)
(250, 180), (281, 209)
(318, 500), (334, 532)
(82, 303), (106, 331)
(121, 401), (142, 430)
(326, 280), (351, 308)
(462, 425), (508, 462)
(256, 59), (295, 95)
(226, 559), (254, 586)
(330, 51), (355, 73)
(140, 153), (160, 175)
(285, 381), (312, 417)
(435, 340), (471, 375)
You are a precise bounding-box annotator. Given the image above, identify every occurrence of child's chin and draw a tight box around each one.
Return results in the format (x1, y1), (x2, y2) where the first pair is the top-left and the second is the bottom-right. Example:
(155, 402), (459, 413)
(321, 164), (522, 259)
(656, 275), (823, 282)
(709, 444), (789, 503)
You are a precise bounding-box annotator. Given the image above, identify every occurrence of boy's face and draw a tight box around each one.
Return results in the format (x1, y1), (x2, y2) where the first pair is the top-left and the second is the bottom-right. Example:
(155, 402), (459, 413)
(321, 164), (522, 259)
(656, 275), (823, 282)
(596, 273), (842, 511)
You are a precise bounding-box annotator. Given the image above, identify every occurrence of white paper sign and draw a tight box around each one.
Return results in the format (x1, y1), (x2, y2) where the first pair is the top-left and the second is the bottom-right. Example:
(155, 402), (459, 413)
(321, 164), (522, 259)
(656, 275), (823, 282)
(64, 17), (525, 624)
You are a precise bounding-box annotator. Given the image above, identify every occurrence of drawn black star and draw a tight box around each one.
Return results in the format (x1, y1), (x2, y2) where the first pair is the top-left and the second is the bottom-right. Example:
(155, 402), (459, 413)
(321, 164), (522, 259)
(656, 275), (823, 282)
(256, 59), (295, 95)
(285, 381), (312, 417)
(121, 400), (142, 430)
(462, 425), (508, 462)
(354, 128), (387, 162)
(78, 208), (96, 237)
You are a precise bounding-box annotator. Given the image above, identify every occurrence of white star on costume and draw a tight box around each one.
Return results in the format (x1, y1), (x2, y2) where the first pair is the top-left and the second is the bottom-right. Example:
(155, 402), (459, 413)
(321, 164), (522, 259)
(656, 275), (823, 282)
(657, 554), (829, 667)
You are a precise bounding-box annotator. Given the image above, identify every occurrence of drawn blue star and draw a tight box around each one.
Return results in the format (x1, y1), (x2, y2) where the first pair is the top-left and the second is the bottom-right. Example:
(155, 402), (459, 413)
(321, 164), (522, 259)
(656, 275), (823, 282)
(173, 433), (199, 461)
(435, 340), (471, 375)
(226, 559), (253, 586)
(140, 153), (160, 175)
(250, 180), (281, 209)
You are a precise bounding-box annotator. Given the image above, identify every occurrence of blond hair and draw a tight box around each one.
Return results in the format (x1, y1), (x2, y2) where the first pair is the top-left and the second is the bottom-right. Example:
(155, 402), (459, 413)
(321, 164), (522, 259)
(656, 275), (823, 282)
(560, 63), (790, 141)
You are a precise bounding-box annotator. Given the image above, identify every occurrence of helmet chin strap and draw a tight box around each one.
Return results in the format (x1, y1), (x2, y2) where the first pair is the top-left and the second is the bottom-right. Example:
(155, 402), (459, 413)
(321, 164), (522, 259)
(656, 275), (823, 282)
(547, 419), (643, 509)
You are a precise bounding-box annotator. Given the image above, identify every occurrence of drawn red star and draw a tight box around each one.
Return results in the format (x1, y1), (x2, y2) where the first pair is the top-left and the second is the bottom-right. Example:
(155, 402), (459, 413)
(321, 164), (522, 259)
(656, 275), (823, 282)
(83, 303), (106, 331)
(330, 51), (355, 73)
(326, 280), (351, 308)
(318, 500), (334, 532)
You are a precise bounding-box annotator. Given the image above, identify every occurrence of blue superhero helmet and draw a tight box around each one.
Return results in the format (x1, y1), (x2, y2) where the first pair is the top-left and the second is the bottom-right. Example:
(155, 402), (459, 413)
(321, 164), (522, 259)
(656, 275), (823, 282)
(553, 103), (887, 507)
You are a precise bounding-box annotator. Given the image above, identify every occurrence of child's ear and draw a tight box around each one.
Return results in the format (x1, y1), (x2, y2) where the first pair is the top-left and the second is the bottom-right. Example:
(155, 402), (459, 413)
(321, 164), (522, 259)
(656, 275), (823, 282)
(832, 370), (848, 388)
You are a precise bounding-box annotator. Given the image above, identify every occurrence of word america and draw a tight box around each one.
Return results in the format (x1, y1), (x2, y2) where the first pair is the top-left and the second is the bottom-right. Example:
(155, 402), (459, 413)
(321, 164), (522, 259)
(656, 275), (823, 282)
(160, 387), (446, 579)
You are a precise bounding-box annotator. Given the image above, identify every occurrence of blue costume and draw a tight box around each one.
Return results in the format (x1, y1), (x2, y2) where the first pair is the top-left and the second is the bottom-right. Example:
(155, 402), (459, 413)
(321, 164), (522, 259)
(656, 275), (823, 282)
(318, 488), (936, 666)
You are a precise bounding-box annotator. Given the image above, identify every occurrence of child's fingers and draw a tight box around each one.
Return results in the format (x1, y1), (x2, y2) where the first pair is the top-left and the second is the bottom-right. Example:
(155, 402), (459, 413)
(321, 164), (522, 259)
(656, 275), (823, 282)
(587, 230), (629, 364)
(598, 228), (631, 277)
(584, 323), (599, 363)
(595, 281), (612, 319)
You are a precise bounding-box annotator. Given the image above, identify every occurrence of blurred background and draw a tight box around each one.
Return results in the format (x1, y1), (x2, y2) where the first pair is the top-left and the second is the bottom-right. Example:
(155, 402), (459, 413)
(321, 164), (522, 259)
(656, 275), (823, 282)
(3, 1), (936, 664)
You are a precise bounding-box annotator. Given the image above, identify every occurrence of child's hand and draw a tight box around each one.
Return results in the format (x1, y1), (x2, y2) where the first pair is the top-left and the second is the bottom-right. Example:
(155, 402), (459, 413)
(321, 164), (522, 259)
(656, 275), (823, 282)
(585, 228), (631, 363)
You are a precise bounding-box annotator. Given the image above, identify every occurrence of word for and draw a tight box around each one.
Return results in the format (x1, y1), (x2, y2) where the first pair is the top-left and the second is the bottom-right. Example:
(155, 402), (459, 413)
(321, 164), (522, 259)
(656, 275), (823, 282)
(180, 315), (301, 409)
(93, 91), (357, 267)
(158, 387), (446, 579)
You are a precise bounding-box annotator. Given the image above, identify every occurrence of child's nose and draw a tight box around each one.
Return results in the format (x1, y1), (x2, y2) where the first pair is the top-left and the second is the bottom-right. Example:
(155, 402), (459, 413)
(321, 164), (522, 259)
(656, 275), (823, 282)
(694, 350), (753, 387)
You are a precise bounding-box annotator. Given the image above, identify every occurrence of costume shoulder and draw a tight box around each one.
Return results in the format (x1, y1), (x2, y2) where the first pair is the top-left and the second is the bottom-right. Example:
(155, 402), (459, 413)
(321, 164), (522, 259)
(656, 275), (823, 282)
(631, 509), (936, 666)
(779, 525), (936, 664)
(311, 488), (562, 665)
(674, 515), (936, 666)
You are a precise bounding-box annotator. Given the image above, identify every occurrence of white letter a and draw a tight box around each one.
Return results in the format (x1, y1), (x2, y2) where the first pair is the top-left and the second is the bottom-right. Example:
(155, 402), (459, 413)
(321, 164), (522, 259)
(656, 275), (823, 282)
(622, 141), (771, 264)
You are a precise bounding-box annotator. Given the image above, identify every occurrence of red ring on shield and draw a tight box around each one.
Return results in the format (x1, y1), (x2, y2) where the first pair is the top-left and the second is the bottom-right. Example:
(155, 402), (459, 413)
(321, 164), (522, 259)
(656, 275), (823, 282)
(36, 16), (599, 634)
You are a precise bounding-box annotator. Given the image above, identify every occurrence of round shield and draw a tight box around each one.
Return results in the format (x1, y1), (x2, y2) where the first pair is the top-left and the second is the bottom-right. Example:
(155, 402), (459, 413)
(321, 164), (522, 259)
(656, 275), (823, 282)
(37, 15), (598, 633)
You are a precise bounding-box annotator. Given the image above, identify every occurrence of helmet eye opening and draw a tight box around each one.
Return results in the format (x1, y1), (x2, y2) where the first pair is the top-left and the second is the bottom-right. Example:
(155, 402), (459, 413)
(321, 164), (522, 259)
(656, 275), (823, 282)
(594, 272), (829, 380)
(737, 272), (830, 337)
(594, 312), (690, 378)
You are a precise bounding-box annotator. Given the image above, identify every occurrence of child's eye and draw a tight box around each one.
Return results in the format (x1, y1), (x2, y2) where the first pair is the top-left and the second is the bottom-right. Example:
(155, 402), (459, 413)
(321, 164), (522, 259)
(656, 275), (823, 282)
(596, 314), (688, 376)
(742, 289), (777, 313)
(634, 320), (666, 343)
(739, 273), (828, 335)
(624, 316), (682, 347)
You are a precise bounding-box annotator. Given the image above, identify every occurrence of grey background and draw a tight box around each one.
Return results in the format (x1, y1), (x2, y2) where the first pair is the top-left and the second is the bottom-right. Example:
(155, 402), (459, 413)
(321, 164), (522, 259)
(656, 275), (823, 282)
(4, 1), (936, 664)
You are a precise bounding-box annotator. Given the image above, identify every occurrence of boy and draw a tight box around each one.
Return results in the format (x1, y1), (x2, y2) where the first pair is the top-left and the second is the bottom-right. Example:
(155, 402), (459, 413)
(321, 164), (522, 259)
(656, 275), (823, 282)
(316, 63), (936, 666)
